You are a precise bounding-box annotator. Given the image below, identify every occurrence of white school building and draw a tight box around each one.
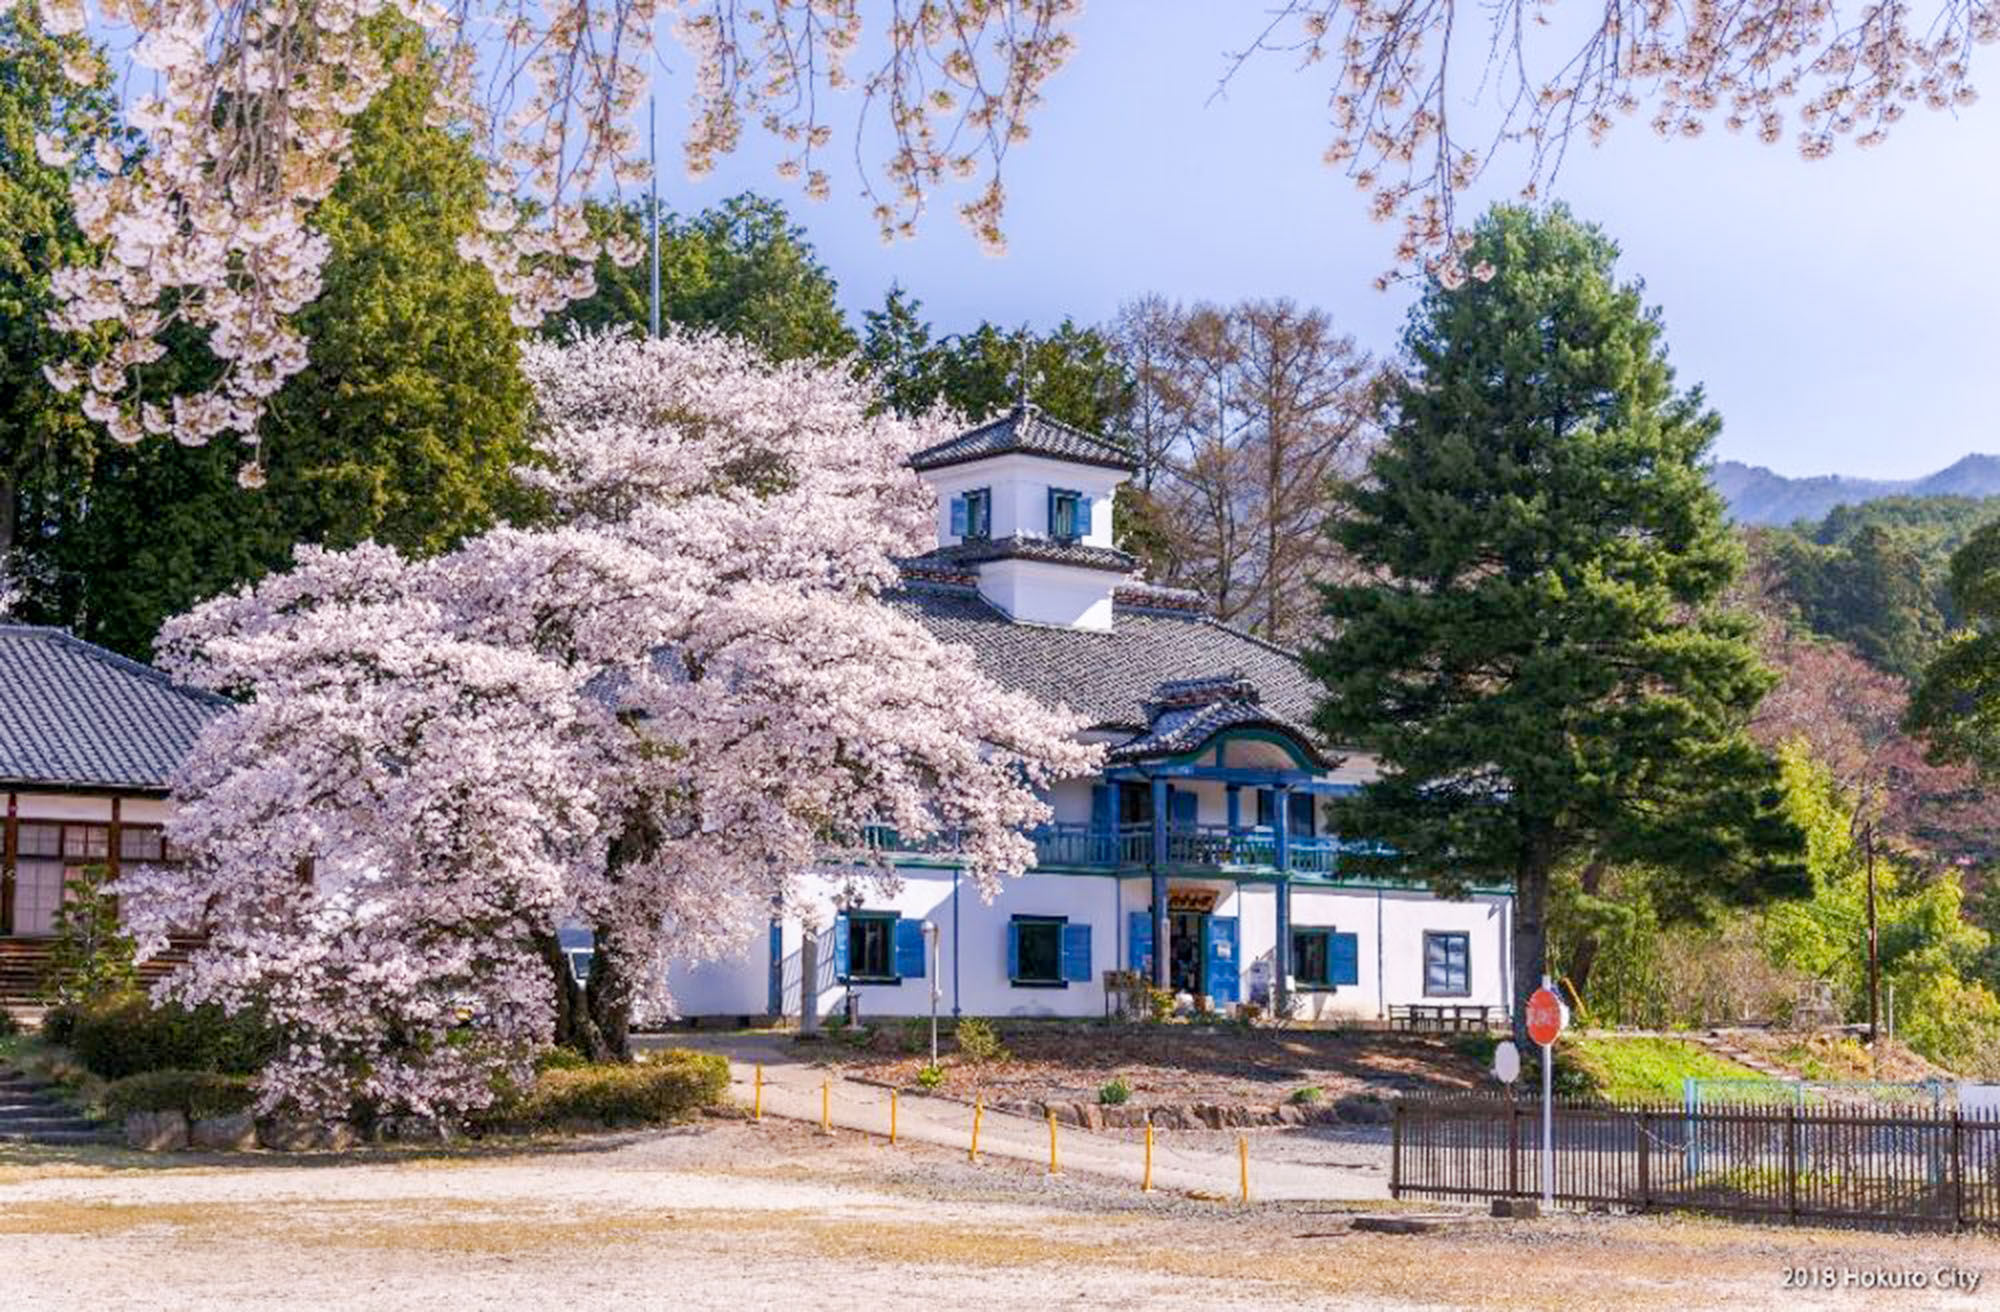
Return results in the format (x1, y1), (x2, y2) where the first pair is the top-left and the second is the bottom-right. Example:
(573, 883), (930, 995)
(668, 404), (1513, 1026)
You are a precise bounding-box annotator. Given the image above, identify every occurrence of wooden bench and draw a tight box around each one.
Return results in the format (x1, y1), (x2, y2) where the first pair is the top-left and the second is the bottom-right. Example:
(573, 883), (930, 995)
(1389, 1003), (1504, 1033)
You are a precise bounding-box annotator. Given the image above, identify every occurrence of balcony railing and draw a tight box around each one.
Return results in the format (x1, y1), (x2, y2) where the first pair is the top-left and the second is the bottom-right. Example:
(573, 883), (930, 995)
(853, 820), (1366, 876)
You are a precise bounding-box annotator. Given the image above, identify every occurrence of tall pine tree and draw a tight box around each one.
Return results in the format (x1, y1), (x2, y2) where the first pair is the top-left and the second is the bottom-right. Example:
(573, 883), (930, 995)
(0, 12), (114, 610)
(45, 16), (531, 657)
(1309, 205), (1805, 1034)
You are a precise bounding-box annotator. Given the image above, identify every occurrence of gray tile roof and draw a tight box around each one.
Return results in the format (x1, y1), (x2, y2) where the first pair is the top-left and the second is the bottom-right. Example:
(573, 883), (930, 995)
(889, 582), (1324, 738)
(0, 627), (226, 791)
(903, 535), (1138, 574)
(909, 403), (1139, 473)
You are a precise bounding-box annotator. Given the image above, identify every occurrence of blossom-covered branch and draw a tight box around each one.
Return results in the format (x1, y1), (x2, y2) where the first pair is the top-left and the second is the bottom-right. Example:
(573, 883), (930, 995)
(1226, 0), (1997, 286)
(23, 0), (1079, 466)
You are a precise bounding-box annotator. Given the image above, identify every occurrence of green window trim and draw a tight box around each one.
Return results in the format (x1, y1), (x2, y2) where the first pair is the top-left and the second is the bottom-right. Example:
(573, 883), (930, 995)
(843, 911), (899, 983)
(964, 487), (992, 540)
(1292, 927), (1333, 990)
(1008, 915), (1067, 988)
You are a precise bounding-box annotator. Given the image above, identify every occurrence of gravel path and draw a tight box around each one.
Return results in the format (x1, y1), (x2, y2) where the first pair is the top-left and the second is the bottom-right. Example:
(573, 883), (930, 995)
(2, 1119), (1998, 1310)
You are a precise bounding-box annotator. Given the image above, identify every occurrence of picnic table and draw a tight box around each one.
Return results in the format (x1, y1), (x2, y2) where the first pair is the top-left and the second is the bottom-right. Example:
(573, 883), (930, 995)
(1389, 1003), (1504, 1033)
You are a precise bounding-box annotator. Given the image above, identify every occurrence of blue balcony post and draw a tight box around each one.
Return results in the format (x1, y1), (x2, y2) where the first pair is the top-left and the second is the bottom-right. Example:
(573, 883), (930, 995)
(1225, 784), (1241, 861)
(1150, 773), (1169, 990)
(1275, 876), (1292, 1018)
(1275, 784), (1292, 874)
(1274, 784), (1292, 1014)
(1107, 779), (1122, 867)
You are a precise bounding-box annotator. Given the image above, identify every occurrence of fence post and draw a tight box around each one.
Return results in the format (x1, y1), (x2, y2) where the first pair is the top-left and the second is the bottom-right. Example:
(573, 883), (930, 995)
(1637, 1108), (1651, 1213)
(1953, 1112), (1966, 1232)
(1785, 1104), (1800, 1226)
(1390, 1101), (1403, 1200)
(1507, 1102), (1521, 1198)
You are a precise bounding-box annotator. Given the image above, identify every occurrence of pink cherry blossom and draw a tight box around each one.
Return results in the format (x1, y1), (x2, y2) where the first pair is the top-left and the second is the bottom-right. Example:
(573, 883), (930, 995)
(128, 331), (1096, 1122)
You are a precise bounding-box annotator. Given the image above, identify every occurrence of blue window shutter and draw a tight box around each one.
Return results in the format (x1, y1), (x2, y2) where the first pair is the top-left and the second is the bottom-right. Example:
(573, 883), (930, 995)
(1091, 785), (1112, 834)
(1330, 931), (1360, 987)
(894, 918), (926, 979)
(1204, 916), (1240, 1003)
(1127, 910), (1153, 974)
(1078, 495), (1093, 538)
(1046, 487), (1059, 536)
(1062, 923), (1092, 982)
(950, 494), (967, 536)
(832, 913), (851, 981)
(1006, 921), (1021, 981)
(1256, 789), (1275, 828)
(1170, 789), (1197, 825)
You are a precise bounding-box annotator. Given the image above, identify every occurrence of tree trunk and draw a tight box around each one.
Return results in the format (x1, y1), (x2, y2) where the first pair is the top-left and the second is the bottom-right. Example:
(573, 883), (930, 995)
(1563, 859), (1608, 1003)
(1510, 841), (1554, 1049)
(540, 931), (623, 1062)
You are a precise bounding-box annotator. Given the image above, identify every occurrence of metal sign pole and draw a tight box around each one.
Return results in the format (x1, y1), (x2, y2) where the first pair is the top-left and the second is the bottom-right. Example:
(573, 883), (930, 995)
(1541, 1015), (1553, 1208)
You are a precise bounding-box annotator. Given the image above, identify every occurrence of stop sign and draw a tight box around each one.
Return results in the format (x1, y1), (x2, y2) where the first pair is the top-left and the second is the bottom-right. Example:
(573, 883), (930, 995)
(1526, 987), (1565, 1047)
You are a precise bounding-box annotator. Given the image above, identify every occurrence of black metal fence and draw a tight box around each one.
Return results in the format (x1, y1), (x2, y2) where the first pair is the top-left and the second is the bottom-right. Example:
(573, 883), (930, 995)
(1391, 1094), (2000, 1231)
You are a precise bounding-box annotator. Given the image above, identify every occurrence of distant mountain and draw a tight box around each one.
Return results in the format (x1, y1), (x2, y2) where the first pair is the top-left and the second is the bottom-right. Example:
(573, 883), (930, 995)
(1713, 455), (2000, 525)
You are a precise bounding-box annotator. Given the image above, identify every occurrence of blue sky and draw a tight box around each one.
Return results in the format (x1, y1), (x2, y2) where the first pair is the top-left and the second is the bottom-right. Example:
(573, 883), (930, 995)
(643, 3), (2000, 480)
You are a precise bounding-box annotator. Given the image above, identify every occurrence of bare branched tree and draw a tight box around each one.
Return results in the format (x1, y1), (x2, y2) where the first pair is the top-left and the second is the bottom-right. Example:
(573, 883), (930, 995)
(1113, 297), (1377, 645)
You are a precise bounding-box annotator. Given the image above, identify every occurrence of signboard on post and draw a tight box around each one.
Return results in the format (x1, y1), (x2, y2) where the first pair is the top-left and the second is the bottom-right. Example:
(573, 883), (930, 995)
(1527, 979), (1567, 1208)
(1492, 1040), (1520, 1085)
(1527, 986), (1565, 1047)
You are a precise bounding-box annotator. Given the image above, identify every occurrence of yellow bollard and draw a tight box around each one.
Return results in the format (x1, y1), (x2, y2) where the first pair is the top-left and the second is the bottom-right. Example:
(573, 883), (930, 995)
(1048, 1107), (1060, 1175)
(821, 1077), (831, 1135)
(1239, 1134), (1250, 1204)
(1142, 1121), (1154, 1193)
(753, 1064), (763, 1122)
(890, 1088), (898, 1146)
(969, 1096), (983, 1163)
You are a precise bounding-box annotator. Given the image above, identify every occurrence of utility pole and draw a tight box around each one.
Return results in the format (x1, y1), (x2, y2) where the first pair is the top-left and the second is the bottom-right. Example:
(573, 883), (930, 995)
(1866, 821), (1881, 1047)
(649, 93), (661, 340)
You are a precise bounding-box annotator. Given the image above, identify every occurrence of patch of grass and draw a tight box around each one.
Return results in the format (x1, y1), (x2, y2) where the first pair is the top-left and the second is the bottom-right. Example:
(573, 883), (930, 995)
(1289, 1085), (1323, 1106)
(1097, 1077), (1130, 1106)
(1561, 1036), (1765, 1103)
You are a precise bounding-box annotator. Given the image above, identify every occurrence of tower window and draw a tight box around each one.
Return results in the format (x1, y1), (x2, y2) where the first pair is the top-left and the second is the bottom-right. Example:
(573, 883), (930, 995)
(1048, 489), (1083, 540)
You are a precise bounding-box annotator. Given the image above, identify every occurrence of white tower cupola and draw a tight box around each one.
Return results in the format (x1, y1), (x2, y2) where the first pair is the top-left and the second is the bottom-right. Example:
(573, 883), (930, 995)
(907, 404), (1138, 631)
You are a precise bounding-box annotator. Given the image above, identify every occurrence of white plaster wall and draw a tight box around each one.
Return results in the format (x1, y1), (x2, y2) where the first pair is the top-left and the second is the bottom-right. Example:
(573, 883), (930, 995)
(663, 868), (1514, 1024)
(11, 794), (117, 822)
(976, 558), (1117, 630)
(926, 453), (1125, 548)
(1285, 886), (1512, 1022)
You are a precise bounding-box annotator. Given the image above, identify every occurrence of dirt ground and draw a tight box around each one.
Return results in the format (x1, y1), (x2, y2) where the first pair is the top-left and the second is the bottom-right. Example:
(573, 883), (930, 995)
(3, 1113), (1996, 1310)
(819, 1022), (1493, 1105)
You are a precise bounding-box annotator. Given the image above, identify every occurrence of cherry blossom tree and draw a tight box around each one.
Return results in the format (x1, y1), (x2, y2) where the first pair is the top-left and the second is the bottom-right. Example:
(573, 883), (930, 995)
(120, 329), (1096, 1121)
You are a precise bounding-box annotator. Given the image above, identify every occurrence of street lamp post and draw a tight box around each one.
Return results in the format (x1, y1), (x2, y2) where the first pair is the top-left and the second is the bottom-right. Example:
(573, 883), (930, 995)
(923, 920), (941, 1066)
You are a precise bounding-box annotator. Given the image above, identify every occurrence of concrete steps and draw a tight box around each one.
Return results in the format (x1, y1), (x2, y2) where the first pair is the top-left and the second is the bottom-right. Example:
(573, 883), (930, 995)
(0, 1069), (114, 1145)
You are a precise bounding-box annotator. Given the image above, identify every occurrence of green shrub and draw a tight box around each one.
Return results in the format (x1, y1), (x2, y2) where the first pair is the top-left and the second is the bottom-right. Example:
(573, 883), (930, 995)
(1098, 1077), (1131, 1106)
(0, 1009), (17, 1039)
(39, 863), (137, 1007)
(915, 1064), (944, 1090)
(104, 1070), (257, 1121)
(499, 1049), (728, 1130)
(953, 1017), (1008, 1063)
(898, 1017), (931, 1055)
(70, 993), (278, 1080)
(1147, 990), (1175, 1023)
(534, 1046), (590, 1073)
(1290, 1085), (1323, 1106)
(40, 1003), (80, 1046)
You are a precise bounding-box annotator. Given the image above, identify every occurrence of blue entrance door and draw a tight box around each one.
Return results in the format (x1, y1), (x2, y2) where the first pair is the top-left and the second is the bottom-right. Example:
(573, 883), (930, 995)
(1203, 916), (1240, 1004)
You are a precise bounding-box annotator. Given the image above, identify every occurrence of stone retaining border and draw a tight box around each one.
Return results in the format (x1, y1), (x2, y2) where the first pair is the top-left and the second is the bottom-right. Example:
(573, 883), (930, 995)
(851, 1078), (1393, 1131)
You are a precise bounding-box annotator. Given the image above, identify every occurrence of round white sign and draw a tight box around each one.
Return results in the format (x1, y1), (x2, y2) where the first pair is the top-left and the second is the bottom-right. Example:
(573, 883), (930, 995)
(1492, 1040), (1521, 1085)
